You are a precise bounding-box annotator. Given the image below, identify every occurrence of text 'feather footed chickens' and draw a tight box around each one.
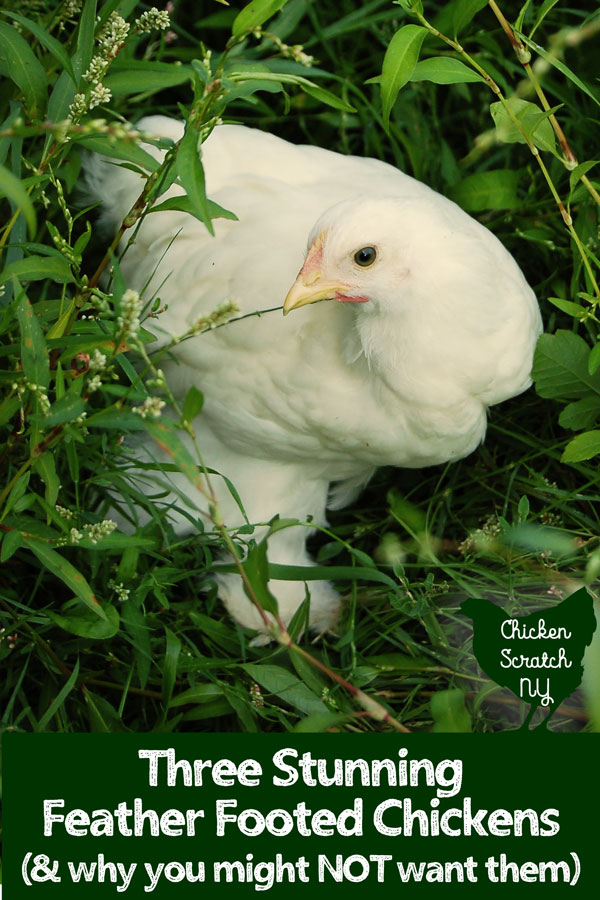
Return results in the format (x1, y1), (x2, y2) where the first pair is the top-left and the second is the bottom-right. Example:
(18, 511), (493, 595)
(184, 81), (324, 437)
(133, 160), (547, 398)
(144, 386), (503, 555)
(3, 734), (599, 896)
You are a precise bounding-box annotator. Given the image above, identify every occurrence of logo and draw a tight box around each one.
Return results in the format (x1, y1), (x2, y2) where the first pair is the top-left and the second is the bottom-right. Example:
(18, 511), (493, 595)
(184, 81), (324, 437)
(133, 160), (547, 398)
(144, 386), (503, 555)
(460, 588), (596, 730)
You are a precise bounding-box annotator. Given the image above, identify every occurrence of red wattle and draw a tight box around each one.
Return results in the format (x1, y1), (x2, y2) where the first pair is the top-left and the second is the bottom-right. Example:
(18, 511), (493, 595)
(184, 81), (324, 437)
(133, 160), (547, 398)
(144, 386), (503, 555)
(335, 293), (370, 304)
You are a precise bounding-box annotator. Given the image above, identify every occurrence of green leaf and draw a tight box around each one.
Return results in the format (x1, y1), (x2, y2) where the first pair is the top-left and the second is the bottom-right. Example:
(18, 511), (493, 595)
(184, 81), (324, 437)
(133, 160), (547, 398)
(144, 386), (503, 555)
(183, 385), (204, 422)
(517, 31), (600, 106)
(76, 0), (97, 76)
(4, 472), (30, 517)
(52, 335), (118, 361)
(45, 298), (76, 341)
(223, 685), (258, 732)
(73, 222), (92, 257)
(380, 25), (427, 128)
(394, 0), (423, 12)
(451, 0), (488, 36)
(96, 0), (122, 28)
(243, 663), (325, 716)
(181, 699), (234, 721)
(517, 494), (530, 520)
(48, 68), (76, 123)
(410, 57), (484, 85)
(232, 0), (290, 36)
(31, 393), (86, 427)
(589, 342), (600, 376)
(86, 407), (146, 430)
(448, 169), (521, 211)
(1, 256), (74, 285)
(532, 331), (600, 400)
(105, 61), (192, 94)
(36, 659), (80, 731)
(66, 439), (79, 484)
(77, 533), (158, 552)
(0, 21), (47, 118)
(569, 160), (598, 194)
(34, 452), (60, 507)
(502, 523), (575, 556)
(0, 105), (22, 166)
(46, 605), (120, 639)
(558, 397), (600, 431)
(209, 469), (250, 525)
(149, 195), (237, 221)
(265, 562), (400, 591)
(175, 127), (214, 235)
(142, 418), (204, 491)
(490, 97), (557, 154)
(21, 537), (105, 618)
(515, 0), (531, 32)
(1, 529), (23, 562)
(0, 164), (36, 237)
(2, 12), (76, 84)
(367, 653), (445, 671)
(161, 627), (181, 712)
(290, 647), (327, 695)
(228, 69), (355, 112)
(11, 494), (36, 515)
(74, 135), (160, 173)
(122, 597), (151, 689)
(431, 689), (472, 732)
(293, 712), (351, 732)
(298, 79), (356, 112)
(84, 690), (125, 733)
(528, 0), (559, 39)
(266, 516), (300, 538)
(242, 540), (279, 616)
(16, 294), (49, 389)
(547, 297), (587, 318)
(189, 611), (241, 655)
(220, 76), (284, 103)
(170, 684), (224, 707)
(562, 431), (600, 464)
(0, 396), (20, 427)
(46, 0), (97, 122)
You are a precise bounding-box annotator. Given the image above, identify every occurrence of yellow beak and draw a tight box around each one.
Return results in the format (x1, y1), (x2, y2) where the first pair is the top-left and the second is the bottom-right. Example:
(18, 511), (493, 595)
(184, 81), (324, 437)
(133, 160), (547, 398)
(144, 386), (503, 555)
(284, 230), (350, 316)
(283, 277), (349, 316)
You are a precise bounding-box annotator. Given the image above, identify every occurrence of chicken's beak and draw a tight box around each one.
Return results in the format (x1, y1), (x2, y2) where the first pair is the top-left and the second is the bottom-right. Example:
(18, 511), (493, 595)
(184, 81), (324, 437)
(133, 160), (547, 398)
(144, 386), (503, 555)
(283, 278), (349, 315)
(283, 231), (349, 316)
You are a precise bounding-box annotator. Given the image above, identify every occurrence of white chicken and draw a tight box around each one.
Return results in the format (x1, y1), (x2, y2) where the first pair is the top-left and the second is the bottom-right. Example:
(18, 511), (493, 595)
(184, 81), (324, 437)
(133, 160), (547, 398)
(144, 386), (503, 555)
(88, 116), (542, 639)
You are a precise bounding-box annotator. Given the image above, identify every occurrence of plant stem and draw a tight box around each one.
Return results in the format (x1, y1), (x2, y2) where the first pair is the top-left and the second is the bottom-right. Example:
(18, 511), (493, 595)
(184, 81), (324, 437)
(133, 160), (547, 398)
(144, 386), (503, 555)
(486, 2), (600, 295)
(414, 7), (600, 299)
(489, 0), (600, 208)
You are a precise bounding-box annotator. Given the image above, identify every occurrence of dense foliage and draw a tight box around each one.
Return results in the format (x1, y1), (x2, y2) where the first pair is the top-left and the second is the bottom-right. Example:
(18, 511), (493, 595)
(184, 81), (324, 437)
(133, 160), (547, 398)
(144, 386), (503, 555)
(0, 0), (599, 747)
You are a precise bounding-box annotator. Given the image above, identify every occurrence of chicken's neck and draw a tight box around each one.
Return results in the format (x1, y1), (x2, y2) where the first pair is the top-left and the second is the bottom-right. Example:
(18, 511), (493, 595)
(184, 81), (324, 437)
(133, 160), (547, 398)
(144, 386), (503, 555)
(349, 307), (461, 408)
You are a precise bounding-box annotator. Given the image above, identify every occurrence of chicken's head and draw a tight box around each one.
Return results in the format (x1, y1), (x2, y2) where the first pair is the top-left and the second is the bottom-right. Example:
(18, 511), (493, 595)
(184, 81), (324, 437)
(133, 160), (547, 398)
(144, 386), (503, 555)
(283, 197), (412, 316)
(281, 195), (542, 411)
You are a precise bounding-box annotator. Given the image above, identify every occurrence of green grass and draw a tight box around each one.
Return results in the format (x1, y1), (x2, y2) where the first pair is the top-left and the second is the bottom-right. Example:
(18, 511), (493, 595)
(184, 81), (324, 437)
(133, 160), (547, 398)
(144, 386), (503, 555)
(0, 0), (599, 736)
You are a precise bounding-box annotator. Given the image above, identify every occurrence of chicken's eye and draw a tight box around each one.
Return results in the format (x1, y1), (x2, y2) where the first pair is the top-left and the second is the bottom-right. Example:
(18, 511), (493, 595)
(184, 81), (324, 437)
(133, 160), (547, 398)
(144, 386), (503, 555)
(353, 246), (377, 267)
